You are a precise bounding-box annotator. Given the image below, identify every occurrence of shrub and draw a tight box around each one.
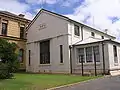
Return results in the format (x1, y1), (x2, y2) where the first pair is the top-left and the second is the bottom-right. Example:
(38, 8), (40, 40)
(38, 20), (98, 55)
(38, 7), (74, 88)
(0, 39), (19, 79)
(0, 63), (13, 79)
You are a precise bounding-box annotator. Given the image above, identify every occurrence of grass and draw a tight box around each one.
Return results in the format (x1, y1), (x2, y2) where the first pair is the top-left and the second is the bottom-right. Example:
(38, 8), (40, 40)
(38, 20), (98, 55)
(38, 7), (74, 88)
(0, 73), (101, 90)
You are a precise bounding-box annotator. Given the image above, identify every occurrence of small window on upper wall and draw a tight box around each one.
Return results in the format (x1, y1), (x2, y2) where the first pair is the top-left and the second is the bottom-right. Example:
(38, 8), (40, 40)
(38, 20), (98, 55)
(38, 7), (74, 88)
(113, 45), (118, 63)
(101, 36), (104, 39)
(20, 24), (25, 39)
(1, 20), (8, 36)
(113, 45), (117, 57)
(74, 24), (80, 36)
(91, 32), (95, 37)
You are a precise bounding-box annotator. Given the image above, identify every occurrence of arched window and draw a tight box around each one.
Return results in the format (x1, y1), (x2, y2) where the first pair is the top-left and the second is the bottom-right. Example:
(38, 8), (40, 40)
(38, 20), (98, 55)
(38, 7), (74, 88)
(19, 49), (24, 63)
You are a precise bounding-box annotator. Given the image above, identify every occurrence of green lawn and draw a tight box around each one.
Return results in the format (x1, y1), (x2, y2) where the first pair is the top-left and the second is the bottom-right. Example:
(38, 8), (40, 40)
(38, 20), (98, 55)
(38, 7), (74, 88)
(0, 73), (101, 90)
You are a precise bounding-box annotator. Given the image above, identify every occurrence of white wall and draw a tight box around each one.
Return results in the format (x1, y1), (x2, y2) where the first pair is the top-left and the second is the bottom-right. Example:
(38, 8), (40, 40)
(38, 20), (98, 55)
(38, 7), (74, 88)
(103, 43), (110, 70)
(108, 43), (120, 69)
(83, 27), (112, 40)
(68, 22), (82, 45)
(27, 12), (68, 43)
(107, 43), (120, 75)
(72, 43), (103, 74)
(26, 11), (70, 73)
(26, 36), (70, 73)
(68, 22), (114, 47)
(26, 43), (39, 72)
(71, 42), (110, 75)
(26, 10), (116, 74)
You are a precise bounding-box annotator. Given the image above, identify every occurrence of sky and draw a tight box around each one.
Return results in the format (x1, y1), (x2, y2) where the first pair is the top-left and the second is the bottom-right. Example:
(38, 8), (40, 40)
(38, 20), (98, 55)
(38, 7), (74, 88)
(0, 0), (120, 40)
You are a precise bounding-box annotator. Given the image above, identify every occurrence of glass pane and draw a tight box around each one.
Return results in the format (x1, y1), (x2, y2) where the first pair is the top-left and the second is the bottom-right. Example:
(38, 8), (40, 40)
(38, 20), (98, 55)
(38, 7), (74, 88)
(93, 46), (100, 62)
(40, 40), (50, 64)
(78, 48), (85, 63)
(18, 49), (24, 63)
(113, 45), (118, 63)
(20, 27), (24, 38)
(2, 23), (7, 35)
(74, 25), (80, 36)
(86, 47), (92, 62)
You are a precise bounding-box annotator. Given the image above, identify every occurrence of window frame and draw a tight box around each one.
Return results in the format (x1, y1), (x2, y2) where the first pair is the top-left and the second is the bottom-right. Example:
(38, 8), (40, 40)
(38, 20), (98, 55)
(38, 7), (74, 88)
(91, 32), (95, 37)
(60, 45), (63, 63)
(1, 22), (8, 36)
(113, 45), (118, 63)
(28, 50), (31, 66)
(101, 36), (104, 39)
(40, 40), (50, 64)
(86, 47), (93, 63)
(78, 48), (85, 63)
(77, 46), (100, 64)
(93, 46), (100, 62)
(113, 45), (117, 57)
(19, 49), (24, 63)
(20, 26), (25, 39)
(74, 24), (80, 36)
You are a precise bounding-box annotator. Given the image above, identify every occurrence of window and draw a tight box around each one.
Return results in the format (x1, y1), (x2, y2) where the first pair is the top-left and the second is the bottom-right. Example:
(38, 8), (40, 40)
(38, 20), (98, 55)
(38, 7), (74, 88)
(18, 49), (24, 63)
(113, 45), (117, 57)
(78, 48), (85, 63)
(2, 22), (8, 36)
(91, 32), (95, 37)
(113, 45), (118, 63)
(28, 50), (31, 66)
(60, 45), (63, 63)
(93, 46), (100, 62)
(101, 36), (104, 39)
(86, 47), (92, 62)
(74, 24), (80, 36)
(40, 40), (50, 64)
(20, 26), (24, 39)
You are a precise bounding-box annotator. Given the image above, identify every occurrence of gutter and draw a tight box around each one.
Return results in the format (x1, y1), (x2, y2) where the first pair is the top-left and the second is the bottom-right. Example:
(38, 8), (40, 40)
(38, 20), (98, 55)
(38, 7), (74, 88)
(81, 25), (84, 41)
(69, 45), (73, 74)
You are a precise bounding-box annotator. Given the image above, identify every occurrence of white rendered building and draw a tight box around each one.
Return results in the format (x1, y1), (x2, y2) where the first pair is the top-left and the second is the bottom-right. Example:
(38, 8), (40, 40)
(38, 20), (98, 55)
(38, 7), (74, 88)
(26, 9), (120, 76)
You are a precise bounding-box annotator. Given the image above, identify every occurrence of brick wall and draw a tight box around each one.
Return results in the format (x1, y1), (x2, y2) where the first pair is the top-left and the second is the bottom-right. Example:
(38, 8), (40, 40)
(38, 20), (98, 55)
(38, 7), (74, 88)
(7, 20), (20, 38)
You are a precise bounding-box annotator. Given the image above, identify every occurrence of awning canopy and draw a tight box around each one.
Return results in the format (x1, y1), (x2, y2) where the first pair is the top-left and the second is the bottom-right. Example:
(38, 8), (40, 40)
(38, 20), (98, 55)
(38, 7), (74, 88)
(73, 37), (109, 45)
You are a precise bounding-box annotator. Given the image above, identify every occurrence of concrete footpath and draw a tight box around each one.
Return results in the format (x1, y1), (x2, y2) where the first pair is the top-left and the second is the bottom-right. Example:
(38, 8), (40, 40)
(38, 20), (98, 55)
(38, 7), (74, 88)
(49, 76), (120, 90)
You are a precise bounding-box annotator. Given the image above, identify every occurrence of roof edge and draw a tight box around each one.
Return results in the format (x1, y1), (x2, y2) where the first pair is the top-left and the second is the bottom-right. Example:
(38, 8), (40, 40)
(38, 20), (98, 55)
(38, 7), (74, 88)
(26, 8), (116, 39)
(73, 39), (120, 46)
(0, 11), (31, 22)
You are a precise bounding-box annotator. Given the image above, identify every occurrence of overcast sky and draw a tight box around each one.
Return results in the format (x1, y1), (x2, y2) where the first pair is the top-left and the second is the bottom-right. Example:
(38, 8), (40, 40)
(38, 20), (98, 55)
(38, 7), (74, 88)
(0, 0), (120, 40)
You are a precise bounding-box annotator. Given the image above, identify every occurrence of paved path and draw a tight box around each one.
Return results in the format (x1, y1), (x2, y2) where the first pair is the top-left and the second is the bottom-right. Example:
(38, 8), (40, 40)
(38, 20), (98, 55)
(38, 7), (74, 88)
(55, 76), (120, 90)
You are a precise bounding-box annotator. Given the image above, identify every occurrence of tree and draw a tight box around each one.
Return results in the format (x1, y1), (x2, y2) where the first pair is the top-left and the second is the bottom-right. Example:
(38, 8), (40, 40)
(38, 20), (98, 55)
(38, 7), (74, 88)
(0, 38), (19, 79)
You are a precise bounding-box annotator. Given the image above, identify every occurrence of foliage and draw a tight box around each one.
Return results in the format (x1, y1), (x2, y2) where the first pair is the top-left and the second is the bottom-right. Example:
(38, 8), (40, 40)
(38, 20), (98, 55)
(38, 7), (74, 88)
(0, 39), (19, 79)
(0, 63), (13, 79)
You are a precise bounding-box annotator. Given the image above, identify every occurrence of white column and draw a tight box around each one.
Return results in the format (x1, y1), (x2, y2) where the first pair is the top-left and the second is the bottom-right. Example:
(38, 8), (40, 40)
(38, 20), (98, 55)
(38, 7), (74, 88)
(33, 42), (40, 72)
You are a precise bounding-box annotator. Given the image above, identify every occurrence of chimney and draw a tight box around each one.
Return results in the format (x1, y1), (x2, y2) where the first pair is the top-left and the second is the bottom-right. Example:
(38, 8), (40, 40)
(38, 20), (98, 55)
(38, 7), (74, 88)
(104, 29), (108, 34)
(18, 14), (25, 17)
